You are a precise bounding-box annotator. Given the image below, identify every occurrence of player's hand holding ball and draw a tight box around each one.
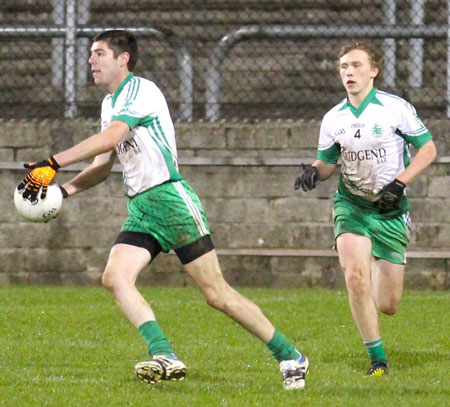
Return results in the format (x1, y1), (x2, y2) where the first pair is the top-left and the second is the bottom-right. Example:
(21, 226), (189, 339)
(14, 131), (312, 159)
(17, 156), (61, 202)
(14, 184), (64, 223)
(15, 156), (68, 223)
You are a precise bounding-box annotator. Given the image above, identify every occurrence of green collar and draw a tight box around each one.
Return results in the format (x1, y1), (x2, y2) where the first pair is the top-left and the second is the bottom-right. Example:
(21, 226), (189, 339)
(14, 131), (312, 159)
(112, 72), (134, 108)
(338, 87), (383, 118)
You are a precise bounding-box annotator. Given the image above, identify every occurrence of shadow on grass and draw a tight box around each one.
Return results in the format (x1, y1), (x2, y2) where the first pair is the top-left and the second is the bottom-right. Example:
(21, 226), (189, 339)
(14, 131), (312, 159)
(320, 347), (450, 371)
(386, 348), (450, 369)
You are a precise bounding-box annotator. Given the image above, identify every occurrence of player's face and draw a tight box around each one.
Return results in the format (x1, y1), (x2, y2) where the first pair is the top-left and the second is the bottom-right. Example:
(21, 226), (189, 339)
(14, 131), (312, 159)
(89, 41), (125, 92)
(339, 49), (379, 98)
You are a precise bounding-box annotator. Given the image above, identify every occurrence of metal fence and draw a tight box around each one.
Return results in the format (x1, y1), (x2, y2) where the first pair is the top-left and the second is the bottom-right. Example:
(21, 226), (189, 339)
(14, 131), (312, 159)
(0, 0), (449, 121)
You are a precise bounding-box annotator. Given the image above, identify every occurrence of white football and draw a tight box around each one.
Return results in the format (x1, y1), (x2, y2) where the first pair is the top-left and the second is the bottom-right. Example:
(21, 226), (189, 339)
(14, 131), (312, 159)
(14, 184), (63, 223)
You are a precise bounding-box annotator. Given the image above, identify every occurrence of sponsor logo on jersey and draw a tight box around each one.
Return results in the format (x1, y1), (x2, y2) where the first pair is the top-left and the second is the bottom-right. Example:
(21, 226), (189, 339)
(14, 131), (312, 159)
(117, 137), (141, 155)
(341, 146), (387, 164)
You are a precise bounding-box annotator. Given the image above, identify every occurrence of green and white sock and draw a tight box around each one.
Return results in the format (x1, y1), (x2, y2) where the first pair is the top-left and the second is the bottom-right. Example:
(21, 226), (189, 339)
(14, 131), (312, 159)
(138, 320), (176, 357)
(266, 330), (302, 362)
(364, 338), (388, 365)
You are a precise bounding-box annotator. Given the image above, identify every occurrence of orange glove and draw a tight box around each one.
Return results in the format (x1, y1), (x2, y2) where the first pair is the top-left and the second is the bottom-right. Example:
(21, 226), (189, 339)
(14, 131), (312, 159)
(17, 156), (60, 202)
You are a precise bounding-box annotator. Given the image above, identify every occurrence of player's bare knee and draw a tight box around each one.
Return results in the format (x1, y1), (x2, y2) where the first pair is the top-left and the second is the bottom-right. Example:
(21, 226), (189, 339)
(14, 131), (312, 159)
(205, 288), (234, 313)
(101, 269), (115, 291)
(205, 291), (225, 311)
(379, 301), (399, 315)
(381, 307), (397, 316)
(102, 267), (127, 292)
(344, 269), (370, 296)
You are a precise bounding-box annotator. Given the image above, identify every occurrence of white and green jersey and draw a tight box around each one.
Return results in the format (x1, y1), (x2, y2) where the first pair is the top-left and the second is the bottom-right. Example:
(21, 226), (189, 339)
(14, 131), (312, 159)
(101, 73), (182, 197)
(317, 88), (432, 209)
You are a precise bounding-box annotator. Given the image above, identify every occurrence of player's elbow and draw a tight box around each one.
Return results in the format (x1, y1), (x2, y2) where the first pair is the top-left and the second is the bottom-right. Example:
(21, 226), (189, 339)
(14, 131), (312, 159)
(99, 135), (119, 153)
(104, 140), (117, 152)
(429, 141), (437, 162)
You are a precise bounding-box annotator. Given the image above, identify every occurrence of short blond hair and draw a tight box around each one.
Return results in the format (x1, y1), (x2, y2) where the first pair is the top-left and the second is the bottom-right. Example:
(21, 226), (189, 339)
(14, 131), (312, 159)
(337, 40), (383, 85)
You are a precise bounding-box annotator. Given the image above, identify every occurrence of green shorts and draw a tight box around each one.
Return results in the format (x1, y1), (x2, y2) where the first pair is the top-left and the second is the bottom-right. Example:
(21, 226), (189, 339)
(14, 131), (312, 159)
(121, 180), (210, 253)
(333, 199), (411, 265)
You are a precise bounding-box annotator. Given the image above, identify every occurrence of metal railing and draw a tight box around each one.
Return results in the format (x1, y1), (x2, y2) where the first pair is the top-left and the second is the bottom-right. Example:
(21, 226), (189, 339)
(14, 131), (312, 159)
(409, 0), (425, 88)
(0, 2), (193, 120)
(0, 0), (448, 121)
(205, 24), (449, 121)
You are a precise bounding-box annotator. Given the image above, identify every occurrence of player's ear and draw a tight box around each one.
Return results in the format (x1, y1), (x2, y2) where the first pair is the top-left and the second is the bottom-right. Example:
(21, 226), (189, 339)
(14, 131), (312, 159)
(371, 66), (379, 79)
(120, 52), (131, 68)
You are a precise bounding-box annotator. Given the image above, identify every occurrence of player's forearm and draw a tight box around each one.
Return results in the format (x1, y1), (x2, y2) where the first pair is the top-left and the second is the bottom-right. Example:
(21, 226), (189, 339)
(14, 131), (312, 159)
(396, 140), (437, 184)
(62, 167), (109, 196)
(61, 154), (115, 196)
(313, 160), (336, 181)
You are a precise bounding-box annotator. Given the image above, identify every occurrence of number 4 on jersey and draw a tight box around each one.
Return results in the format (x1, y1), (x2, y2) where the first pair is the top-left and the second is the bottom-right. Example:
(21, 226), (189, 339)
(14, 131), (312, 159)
(354, 129), (361, 139)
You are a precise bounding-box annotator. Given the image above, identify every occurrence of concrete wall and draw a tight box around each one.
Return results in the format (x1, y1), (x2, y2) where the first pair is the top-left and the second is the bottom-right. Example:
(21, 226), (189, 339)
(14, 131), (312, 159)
(1, 119), (449, 289)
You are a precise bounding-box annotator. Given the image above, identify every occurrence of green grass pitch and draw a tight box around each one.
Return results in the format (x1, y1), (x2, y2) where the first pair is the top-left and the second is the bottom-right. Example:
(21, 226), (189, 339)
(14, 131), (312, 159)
(0, 286), (448, 407)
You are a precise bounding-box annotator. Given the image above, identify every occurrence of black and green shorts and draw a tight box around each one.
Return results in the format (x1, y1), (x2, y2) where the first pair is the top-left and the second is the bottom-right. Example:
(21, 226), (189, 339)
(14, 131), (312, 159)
(115, 180), (214, 264)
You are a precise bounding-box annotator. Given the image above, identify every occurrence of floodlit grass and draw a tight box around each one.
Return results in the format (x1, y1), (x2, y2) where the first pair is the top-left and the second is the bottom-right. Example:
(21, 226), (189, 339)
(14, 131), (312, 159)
(0, 286), (448, 407)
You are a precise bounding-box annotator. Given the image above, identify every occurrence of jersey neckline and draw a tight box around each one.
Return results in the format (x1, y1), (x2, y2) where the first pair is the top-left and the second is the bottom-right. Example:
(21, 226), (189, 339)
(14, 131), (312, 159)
(112, 72), (134, 108)
(338, 87), (383, 118)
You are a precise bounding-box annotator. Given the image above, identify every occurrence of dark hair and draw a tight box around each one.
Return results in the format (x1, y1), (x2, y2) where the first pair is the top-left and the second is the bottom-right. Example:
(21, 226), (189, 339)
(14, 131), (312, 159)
(337, 40), (383, 85)
(93, 30), (138, 71)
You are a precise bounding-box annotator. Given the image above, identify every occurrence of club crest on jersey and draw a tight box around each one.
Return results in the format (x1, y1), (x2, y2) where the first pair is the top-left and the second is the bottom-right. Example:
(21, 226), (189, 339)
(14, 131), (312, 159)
(371, 124), (384, 138)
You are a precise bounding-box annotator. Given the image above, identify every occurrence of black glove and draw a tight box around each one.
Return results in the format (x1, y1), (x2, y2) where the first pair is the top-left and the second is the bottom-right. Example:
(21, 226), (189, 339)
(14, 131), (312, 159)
(294, 165), (319, 191)
(17, 156), (60, 202)
(379, 179), (406, 210)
